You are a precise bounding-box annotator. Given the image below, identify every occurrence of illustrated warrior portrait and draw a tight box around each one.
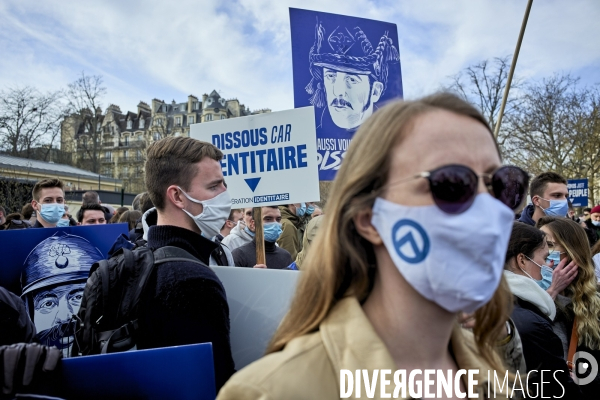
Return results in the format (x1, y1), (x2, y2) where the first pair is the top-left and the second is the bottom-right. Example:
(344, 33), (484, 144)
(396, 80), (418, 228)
(21, 232), (104, 357)
(306, 19), (400, 133)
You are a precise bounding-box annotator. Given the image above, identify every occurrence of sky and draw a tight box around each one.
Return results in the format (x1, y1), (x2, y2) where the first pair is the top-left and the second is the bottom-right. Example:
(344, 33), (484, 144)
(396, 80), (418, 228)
(1, 0), (599, 114)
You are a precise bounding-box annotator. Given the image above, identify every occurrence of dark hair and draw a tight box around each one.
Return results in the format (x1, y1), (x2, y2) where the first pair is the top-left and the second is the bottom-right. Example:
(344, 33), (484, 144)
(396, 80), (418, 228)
(77, 203), (106, 222)
(228, 208), (243, 221)
(529, 172), (567, 198)
(82, 191), (100, 205)
(118, 210), (142, 231)
(139, 192), (154, 214)
(145, 137), (222, 211)
(21, 203), (34, 219)
(584, 208), (592, 213)
(32, 179), (64, 201)
(505, 222), (546, 267)
(110, 207), (129, 223)
(252, 206), (279, 221)
(132, 193), (143, 211)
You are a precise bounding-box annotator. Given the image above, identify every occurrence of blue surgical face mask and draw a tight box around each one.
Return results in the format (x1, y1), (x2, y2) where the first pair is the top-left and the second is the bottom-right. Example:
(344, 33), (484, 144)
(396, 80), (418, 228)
(546, 250), (563, 267)
(296, 203), (306, 217)
(244, 226), (255, 237)
(592, 220), (600, 227)
(538, 197), (568, 217)
(263, 222), (283, 242)
(524, 255), (553, 290)
(40, 203), (65, 224)
(307, 204), (315, 215)
(56, 219), (70, 227)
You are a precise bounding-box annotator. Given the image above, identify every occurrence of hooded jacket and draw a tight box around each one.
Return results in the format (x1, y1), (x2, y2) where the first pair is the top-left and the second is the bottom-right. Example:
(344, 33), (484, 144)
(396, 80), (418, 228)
(277, 206), (301, 261)
(517, 204), (536, 226)
(504, 271), (583, 398)
(221, 222), (254, 252)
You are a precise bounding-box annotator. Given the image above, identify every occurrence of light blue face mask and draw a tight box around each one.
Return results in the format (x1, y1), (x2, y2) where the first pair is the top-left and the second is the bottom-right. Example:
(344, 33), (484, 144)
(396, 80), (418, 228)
(40, 203), (65, 224)
(538, 198), (568, 217)
(524, 255), (553, 291)
(263, 222), (283, 242)
(56, 219), (70, 227)
(244, 226), (255, 237)
(296, 203), (306, 217)
(546, 250), (564, 267)
(592, 220), (600, 227)
(306, 204), (315, 215)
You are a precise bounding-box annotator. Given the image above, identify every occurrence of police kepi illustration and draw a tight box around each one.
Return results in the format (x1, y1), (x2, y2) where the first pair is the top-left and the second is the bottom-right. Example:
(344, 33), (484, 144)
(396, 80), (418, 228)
(21, 232), (104, 356)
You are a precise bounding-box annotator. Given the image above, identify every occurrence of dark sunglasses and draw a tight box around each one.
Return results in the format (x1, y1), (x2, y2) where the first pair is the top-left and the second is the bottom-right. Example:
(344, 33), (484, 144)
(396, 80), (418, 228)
(393, 164), (529, 214)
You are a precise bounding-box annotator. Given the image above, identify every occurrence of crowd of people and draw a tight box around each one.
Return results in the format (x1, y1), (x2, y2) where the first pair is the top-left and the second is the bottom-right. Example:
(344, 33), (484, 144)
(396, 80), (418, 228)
(1, 92), (600, 398)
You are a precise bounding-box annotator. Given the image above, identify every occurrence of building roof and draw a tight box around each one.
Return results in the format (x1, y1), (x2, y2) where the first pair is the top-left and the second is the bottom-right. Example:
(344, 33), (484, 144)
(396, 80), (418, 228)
(0, 154), (119, 182)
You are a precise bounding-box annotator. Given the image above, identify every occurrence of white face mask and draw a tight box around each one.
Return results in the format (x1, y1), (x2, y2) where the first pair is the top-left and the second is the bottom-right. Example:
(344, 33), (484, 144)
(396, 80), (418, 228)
(371, 194), (514, 313)
(178, 187), (232, 239)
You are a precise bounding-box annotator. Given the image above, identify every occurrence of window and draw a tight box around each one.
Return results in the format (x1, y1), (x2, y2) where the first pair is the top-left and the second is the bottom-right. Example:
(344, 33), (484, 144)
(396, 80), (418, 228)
(124, 150), (129, 159)
(205, 114), (213, 122)
(84, 122), (89, 133)
(137, 150), (142, 160)
(127, 120), (132, 129)
(137, 133), (143, 141)
(221, 115), (226, 120)
(153, 133), (160, 141)
(105, 151), (112, 161)
(155, 118), (162, 126)
(189, 116), (194, 125)
(96, 122), (101, 131)
(123, 136), (129, 146)
(139, 118), (144, 129)
(123, 166), (129, 176)
(175, 116), (181, 126)
(194, 102), (199, 110)
(219, 98), (226, 106)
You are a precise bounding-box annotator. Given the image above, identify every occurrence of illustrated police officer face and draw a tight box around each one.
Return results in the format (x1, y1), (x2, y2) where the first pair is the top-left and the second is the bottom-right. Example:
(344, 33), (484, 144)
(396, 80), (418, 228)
(33, 283), (84, 334)
(323, 67), (383, 129)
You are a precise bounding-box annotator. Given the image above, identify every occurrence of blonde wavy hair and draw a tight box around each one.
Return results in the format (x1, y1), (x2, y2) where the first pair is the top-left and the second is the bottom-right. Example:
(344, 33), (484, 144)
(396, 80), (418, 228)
(537, 216), (600, 349)
(267, 93), (512, 371)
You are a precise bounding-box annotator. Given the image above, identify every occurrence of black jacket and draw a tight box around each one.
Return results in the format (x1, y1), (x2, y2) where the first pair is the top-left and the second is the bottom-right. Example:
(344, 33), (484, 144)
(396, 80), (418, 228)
(232, 239), (292, 269)
(511, 297), (583, 399)
(138, 225), (235, 391)
(585, 219), (600, 245)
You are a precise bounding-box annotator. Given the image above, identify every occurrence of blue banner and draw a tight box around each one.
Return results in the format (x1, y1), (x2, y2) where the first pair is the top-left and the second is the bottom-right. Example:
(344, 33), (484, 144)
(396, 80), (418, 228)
(0, 224), (129, 356)
(290, 8), (403, 181)
(568, 178), (589, 207)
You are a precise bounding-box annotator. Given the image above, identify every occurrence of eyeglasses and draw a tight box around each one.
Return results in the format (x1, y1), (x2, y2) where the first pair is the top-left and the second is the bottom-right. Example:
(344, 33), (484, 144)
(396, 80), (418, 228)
(390, 164), (529, 214)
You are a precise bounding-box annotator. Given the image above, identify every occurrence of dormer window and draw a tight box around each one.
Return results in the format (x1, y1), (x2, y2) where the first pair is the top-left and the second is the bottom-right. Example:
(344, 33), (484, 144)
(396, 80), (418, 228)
(175, 116), (181, 126)
(127, 120), (132, 129)
(206, 98), (213, 106)
(219, 98), (226, 106)
(139, 118), (145, 129)
(189, 116), (194, 125)
(84, 123), (89, 133)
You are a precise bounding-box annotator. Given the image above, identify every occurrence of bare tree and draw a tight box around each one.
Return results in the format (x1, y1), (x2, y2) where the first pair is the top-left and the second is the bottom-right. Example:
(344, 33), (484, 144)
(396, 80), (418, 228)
(446, 56), (522, 149)
(64, 72), (107, 173)
(0, 86), (64, 159)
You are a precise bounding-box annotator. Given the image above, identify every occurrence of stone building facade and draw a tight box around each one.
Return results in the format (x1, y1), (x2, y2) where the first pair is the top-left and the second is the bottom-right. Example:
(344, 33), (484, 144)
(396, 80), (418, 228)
(60, 90), (270, 193)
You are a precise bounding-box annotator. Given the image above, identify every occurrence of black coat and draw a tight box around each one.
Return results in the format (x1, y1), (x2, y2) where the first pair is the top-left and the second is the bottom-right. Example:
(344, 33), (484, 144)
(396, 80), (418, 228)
(138, 225), (235, 392)
(511, 297), (583, 399)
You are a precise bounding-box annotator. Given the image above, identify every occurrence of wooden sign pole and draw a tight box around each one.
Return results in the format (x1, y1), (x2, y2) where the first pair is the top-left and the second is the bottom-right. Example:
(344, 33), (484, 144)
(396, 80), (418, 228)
(253, 207), (266, 265)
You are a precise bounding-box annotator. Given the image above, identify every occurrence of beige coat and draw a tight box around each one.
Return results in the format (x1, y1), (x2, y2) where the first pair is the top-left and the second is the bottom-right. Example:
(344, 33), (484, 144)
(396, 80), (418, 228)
(217, 297), (509, 399)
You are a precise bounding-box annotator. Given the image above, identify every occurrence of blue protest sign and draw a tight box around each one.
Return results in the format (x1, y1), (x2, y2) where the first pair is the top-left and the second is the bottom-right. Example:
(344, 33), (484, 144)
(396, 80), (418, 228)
(289, 8), (403, 181)
(568, 179), (589, 207)
(59, 343), (216, 399)
(0, 224), (129, 356)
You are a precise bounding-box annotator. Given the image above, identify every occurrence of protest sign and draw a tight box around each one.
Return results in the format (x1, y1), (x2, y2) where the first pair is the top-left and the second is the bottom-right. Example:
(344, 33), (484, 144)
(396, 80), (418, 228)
(0, 224), (129, 357)
(190, 107), (320, 207)
(568, 178), (589, 207)
(289, 8), (403, 181)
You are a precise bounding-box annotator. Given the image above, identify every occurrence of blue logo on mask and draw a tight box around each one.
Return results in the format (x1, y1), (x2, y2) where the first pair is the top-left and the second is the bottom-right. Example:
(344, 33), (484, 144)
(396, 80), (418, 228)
(392, 220), (430, 264)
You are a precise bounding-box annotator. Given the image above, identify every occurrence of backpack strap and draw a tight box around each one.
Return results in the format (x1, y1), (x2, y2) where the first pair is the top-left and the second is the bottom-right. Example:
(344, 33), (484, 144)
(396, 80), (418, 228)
(153, 246), (207, 266)
(98, 260), (111, 310)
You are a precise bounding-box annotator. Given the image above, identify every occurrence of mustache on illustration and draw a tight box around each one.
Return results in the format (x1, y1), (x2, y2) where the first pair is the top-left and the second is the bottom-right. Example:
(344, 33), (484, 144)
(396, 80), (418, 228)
(35, 321), (76, 350)
(330, 98), (353, 110)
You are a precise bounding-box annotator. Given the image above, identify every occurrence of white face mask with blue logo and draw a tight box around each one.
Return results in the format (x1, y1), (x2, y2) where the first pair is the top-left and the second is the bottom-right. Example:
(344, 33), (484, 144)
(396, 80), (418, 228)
(371, 194), (514, 313)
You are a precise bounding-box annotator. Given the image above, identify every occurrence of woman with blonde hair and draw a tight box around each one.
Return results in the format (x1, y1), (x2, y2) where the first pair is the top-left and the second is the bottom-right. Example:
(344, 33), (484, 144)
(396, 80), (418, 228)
(536, 216), (600, 394)
(218, 93), (529, 399)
